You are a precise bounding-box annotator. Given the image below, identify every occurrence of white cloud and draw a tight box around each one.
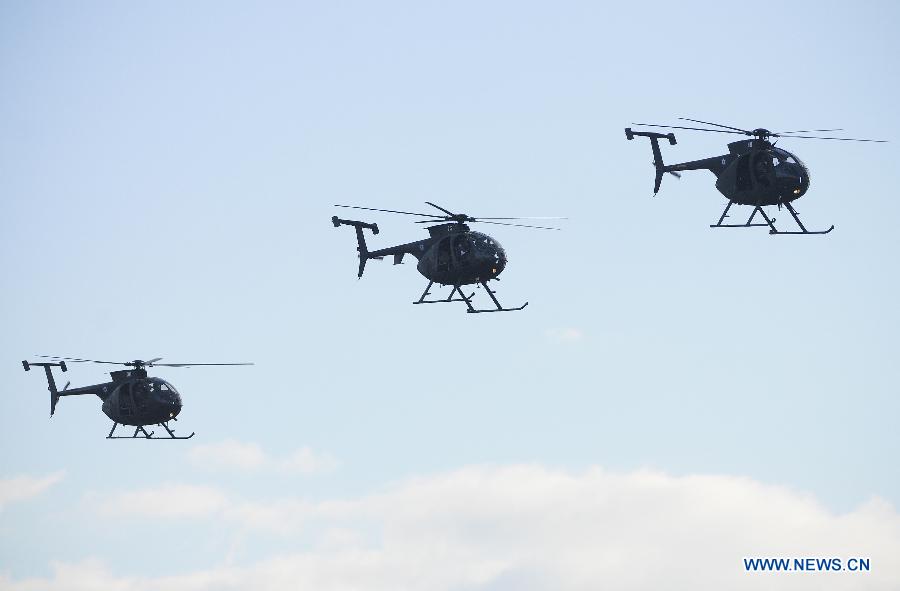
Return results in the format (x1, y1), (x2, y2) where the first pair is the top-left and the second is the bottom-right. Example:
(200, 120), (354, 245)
(0, 472), (64, 512)
(186, 439), (338, 475)
(545, 327), (586, 343)
(99, 484), (229, 519)
(10, 465), (900, 590)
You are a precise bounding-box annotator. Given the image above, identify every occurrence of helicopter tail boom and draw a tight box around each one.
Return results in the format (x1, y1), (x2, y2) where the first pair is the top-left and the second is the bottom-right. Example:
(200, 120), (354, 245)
(22, 360), (67, 417)
(332, 216), (380, 278)
(625, 128), (677, 194)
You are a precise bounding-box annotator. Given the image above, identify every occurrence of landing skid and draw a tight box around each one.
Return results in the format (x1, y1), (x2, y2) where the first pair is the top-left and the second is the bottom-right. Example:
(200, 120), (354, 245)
(412, 280), (528, 313)
(107, 421), (195, 440)
(710, 201), (833, 235)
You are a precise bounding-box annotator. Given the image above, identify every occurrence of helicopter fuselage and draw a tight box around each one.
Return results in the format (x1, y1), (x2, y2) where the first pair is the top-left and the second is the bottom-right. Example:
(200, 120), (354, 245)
(368, 223), (508, 286)
(666, 139), (810, 206)
(61, 369), (184, 426)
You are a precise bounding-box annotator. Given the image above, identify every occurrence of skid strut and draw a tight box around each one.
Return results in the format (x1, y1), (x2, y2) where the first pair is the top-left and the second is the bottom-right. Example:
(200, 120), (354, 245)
(107, 421), (195, 440)
(710, 201), (833, 235)
(468, 281), (528, 313)
(709, 201), (769, 229)
(778, 202), (834, 235)
(413, 281), (475, 305)
(412, 280), (527, 313)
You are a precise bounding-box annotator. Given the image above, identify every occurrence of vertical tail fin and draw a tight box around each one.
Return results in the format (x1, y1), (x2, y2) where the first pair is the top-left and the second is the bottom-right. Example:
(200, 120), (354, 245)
(22, 360), (67, 416)
(332, 216), (380, 278)
(625, 128), (677, 194)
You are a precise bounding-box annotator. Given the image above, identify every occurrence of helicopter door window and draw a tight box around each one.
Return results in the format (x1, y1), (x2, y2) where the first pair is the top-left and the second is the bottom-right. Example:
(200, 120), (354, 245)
(735, 156), (752, 191)
(753, 154), (772, 187)
(437, 237), (452, 272)
(134, 383), (151, 409)
(453, 235), (473, 266)
(118, 383), (132, 416)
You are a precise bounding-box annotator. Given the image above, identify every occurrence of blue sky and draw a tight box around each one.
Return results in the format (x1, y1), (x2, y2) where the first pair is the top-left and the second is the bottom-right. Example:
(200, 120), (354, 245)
(2, 1), (899, 589)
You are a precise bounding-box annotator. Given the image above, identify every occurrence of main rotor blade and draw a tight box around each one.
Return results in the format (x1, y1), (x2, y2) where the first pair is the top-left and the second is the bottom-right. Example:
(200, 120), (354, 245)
(334, 204), (435, 218)
(36, 355), (125, 365)
(478, 220), (560, 230)
(631, 122), (745, 135)
(424, 202), (457, 217)
(413, 216), (566, 225)
(35, 356), (254, 368)
(773, 134), (888, 142)
(678, 117), (749, 133)
(150, 362), (255, 367)
(474, 216), (568, 220)
(778, 128), (844, 134)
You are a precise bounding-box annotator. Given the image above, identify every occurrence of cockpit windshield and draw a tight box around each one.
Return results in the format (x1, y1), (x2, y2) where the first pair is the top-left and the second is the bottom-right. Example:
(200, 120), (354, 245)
(771, 148), (801, 166)
(144, 379), (178, 396)
(768, 148), (809, 195)
(471, 232), (496, 255)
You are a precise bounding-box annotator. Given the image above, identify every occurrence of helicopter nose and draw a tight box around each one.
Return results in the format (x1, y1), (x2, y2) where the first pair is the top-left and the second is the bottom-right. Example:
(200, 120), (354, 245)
(492, 249), (507, 275)
(775, 165), (806, 196)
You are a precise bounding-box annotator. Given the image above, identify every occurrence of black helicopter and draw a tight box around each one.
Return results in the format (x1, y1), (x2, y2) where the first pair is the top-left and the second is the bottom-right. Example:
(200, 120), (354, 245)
(332, 202), (562, 313)
(22, 356), (252, 439)
(625, 118), (887, 235)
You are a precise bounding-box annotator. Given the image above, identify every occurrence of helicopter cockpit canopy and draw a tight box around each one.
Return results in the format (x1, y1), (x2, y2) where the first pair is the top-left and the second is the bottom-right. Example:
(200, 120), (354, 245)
(151, 378), (181, 403)
(470, 232), (504, 259)
(740, 147), (809, 197)
(767, 148), (809, 196)
(124, 378), (181, 404)
(431, 231), (507, 278)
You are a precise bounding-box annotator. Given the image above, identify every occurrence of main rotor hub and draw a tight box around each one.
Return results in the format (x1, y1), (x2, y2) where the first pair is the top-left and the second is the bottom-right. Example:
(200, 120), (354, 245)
(751, 128), (772, 140)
